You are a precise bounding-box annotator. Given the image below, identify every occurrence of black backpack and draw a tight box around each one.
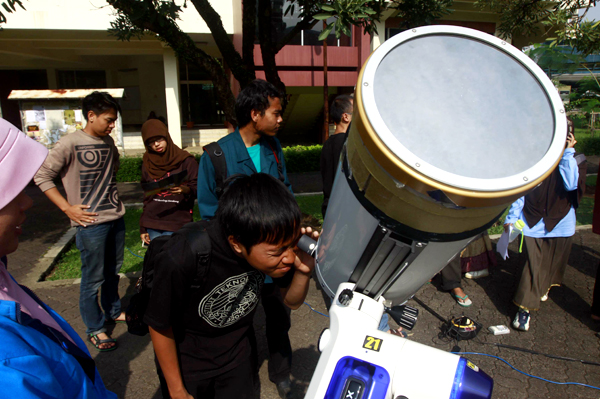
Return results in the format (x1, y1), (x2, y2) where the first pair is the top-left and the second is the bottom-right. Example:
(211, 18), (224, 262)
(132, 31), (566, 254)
(203, 139), (285, 199)
(126, 221), (211, 336)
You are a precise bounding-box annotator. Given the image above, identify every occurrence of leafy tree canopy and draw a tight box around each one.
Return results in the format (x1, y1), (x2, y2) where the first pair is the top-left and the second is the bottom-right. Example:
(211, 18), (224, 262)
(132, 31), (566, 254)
(476, 0), (600, 56)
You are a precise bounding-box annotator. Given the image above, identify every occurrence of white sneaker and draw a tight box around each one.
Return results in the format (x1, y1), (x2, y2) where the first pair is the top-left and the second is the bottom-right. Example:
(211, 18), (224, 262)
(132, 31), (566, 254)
(541, 293), (548, 302)
(512, 310), (530, 331)
(464, 269), (490, 279)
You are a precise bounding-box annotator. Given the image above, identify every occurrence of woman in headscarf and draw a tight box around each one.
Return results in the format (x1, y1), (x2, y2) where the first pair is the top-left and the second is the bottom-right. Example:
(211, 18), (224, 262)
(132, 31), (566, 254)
(140, 119), (198, 244)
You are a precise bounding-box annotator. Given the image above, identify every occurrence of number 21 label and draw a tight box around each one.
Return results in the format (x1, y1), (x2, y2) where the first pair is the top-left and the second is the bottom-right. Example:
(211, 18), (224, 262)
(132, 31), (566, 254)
(362, 336), (382, 352)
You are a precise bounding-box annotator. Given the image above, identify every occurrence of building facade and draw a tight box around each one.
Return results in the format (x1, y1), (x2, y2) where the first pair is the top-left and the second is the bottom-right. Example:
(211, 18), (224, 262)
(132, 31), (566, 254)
(0, 0), (537, 151)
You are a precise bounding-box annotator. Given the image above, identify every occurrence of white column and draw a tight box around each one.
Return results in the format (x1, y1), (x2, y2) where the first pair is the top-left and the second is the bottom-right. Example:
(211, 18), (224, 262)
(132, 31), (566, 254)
(371, 19), (386, 52)
(371, 7), (395, 52)
(162, 47), (182, 147)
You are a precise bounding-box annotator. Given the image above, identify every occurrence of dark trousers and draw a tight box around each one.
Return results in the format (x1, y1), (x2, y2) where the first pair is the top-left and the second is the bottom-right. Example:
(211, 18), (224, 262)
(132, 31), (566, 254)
(159, 355), (256, 399)
(261, 282), (292, 384)
(440, 256), (462, 291)
(593, 261), (600, 317)
(513, 236), (573, 311)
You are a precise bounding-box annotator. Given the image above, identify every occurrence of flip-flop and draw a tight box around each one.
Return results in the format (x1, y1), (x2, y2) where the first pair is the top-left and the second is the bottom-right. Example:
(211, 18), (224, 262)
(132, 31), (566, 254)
(88, 333), (118, 352)
(105, 312), (127, 325)
(389, 328), (408, 338)
(451, 293), (472, 307)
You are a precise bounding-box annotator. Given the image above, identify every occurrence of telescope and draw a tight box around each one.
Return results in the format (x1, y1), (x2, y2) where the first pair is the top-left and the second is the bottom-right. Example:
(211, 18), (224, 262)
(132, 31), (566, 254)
(304, 25), (568, 399)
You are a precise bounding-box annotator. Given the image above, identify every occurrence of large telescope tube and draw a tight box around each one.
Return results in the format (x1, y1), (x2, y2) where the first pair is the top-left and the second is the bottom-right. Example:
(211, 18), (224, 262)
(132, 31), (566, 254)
(315, 25), (568, 306)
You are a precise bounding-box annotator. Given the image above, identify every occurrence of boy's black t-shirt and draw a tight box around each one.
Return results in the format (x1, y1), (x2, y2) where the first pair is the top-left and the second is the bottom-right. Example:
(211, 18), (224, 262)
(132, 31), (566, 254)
(143, 220), (293, 379)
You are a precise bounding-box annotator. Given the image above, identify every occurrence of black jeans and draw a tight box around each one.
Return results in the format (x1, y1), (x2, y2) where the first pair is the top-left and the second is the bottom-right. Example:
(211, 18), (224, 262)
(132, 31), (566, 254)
(593, 261), (600, 317)
(261, 282), (292, 384)
(159, 355), (256, 399)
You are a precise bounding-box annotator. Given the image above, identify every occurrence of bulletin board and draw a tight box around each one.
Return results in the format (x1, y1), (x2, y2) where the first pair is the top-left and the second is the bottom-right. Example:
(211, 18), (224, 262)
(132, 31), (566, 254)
(8, 89), (125, 151)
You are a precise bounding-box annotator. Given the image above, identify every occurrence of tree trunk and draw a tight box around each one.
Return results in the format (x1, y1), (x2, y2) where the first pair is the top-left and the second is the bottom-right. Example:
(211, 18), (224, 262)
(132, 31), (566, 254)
(107, 0), (238, 126)
(257, 0), (286, 96)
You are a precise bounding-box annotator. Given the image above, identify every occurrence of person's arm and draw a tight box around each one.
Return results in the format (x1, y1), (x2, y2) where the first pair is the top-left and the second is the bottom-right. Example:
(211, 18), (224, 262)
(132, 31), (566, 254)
(280, 228), (319, 309)
(149, 327), (193, 399)
(558, 148), (579, 191)
(503, 196), (525, 231)
(184, 157), (199, 199)
(34, 141), (98, 227)
(44, 187), (98, 227)
(197, 153), (219, 220)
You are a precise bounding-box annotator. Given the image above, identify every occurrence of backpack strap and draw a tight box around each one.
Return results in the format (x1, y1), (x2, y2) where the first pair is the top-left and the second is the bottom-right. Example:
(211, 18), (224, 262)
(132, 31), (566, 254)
(264, 138), (285, 183)
(178, 222), (212, 289)
(203, 142), (228, 199)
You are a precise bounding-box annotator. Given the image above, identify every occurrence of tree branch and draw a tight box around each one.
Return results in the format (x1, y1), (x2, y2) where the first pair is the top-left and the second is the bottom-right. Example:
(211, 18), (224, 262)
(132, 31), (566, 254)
(107, 0), (237, 125)
(189, 0), (254, 87)
(242, 0), (257, 75)
(257, 0), (286, 95)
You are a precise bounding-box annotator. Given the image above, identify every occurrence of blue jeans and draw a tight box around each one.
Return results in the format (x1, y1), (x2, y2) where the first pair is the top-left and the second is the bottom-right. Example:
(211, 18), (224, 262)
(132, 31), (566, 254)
(76, 217), (125, 335)
(378, 313), (390, 332)
(147, 228), (174, 241)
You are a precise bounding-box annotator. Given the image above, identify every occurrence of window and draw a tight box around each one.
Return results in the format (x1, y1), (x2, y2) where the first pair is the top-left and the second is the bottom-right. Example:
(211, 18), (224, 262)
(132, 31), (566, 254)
(179, 61), (225, 126)
(57, 70), (107, 89)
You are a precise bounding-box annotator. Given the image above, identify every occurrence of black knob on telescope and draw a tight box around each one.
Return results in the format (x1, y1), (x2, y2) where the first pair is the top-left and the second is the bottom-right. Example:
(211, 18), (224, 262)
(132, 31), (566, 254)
(386, 305), (418, 331)
(338, 289), (354, 306)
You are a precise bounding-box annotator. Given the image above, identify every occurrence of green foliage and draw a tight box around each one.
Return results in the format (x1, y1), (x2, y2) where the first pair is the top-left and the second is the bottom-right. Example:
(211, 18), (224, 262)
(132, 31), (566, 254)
(116, 147), (322, 182)
(108, 0), (183, 42)
(476, 0), (600, 57)
(575, 137), (600, 155)
(525, 44), (583, 79)
(296, 194), (324, 226)
(282, 144), (322, 173)
(308, 1), (384, 41)
(116, 156), (143, 182)
(389, 0), (453, 31)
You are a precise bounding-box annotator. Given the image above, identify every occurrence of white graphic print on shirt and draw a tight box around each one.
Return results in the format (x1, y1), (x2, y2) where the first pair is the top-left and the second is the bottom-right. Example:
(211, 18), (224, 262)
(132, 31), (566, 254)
(198, 271), (263, 328)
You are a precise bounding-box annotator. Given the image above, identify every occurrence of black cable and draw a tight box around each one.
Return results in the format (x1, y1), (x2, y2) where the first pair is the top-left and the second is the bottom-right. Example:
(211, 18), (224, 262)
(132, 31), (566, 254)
(412, 296), (447, 323)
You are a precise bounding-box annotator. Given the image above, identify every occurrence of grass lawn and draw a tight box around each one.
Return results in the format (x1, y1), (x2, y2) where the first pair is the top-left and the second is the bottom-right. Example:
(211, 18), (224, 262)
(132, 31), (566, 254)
(47, 196), (325, 280)
(46, 192), (594, 280)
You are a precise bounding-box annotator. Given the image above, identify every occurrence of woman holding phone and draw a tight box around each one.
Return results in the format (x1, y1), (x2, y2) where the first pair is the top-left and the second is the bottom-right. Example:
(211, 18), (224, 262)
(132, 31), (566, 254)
(504, 118), (586, 331)
(140, 119), (198, 244)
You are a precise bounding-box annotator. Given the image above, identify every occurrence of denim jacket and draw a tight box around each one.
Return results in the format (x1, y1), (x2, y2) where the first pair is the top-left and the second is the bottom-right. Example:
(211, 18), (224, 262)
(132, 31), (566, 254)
(197, 128), (292, 220)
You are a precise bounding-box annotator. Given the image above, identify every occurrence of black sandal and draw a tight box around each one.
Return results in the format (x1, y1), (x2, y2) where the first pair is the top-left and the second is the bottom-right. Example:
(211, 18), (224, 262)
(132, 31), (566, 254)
(88, 333), (117, 352)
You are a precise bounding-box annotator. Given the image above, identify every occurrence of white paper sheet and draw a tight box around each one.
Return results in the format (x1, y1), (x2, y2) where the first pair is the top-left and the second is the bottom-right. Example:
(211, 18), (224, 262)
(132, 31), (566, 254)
(496, 228), (511, 260)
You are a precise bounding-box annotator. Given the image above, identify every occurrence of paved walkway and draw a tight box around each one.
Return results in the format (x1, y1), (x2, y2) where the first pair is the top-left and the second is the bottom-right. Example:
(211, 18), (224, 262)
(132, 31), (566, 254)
(8, 179), (600, 398)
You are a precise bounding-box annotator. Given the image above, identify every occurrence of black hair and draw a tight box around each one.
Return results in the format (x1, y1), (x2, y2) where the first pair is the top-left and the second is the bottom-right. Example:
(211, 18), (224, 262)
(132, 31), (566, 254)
(216, 173), (301, 252)
(329, 95), (353, 125)
(235, 79), (283, 128)
(82, 91), (122, 121)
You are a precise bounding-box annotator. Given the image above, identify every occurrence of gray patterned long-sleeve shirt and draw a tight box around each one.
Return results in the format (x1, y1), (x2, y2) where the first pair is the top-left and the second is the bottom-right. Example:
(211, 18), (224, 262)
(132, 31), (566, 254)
(34, 130), (125, 227)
